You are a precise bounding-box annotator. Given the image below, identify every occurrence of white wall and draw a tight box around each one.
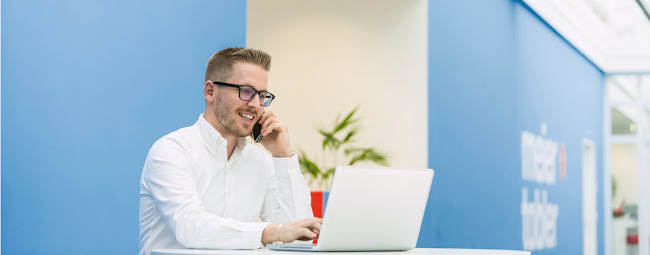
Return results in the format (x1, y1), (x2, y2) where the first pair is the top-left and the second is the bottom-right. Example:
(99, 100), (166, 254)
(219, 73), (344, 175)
(611, 144), (638, 205)
(247, 0), (428, 188)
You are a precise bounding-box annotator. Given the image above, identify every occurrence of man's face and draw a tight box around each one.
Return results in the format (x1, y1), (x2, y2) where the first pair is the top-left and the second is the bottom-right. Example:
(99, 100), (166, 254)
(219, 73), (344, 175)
(212, 62), (268, 138)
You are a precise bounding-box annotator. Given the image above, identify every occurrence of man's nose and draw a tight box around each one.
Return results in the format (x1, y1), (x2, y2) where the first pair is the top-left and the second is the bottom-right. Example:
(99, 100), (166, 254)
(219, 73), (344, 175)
(247, 94), (261, 107)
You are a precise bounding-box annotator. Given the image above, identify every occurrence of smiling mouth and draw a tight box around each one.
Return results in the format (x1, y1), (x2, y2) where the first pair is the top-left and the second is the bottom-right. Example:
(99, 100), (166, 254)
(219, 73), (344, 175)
(238, 112), (255, 121)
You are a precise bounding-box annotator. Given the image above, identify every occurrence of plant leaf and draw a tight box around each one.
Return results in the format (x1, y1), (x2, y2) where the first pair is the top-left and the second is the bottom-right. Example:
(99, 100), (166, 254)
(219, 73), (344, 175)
(318, 129), (340, 150)
(346, 147), (389, 166)
(332, 106), (359, 134)
(298, 150), (322, 178)
(322, 167), (336, 179)
(340, 127), (359, 146)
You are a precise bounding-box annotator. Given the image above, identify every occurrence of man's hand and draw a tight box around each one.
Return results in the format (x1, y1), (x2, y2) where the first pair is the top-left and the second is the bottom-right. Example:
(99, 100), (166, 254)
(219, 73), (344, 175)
(257, 111), (293, 158)
(262, 218), (323, 245)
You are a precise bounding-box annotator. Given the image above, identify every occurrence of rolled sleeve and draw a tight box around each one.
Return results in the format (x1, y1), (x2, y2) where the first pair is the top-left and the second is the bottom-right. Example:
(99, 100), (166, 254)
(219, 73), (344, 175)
(272, 153), (300, 179)
(263, 153), (313, 223)
(242, 222), (271, 248)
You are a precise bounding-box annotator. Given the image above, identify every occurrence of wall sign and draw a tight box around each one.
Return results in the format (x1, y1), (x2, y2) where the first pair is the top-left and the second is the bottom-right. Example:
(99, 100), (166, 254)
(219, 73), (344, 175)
(521, 123), (565, 251)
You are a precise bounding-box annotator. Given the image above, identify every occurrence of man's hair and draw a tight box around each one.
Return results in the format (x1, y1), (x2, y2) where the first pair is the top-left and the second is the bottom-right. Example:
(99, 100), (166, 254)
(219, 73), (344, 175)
(204, 47), (271, 82)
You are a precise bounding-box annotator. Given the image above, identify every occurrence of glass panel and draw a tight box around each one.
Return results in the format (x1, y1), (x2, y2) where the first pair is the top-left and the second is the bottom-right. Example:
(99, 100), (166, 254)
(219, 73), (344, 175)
(613, 105), (638, 135)
(609, 75), (639, 103)
(641, 75), (650, 102)
(611, 144), (639, 255)
(647, 143), (650, 255)
(643, 106), (650, 137)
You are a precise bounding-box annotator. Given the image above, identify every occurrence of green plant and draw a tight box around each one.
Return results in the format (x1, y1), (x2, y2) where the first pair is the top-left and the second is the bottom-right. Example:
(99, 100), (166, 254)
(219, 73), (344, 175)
(612, 174), (617, 199)
(298, 106), (389, 190)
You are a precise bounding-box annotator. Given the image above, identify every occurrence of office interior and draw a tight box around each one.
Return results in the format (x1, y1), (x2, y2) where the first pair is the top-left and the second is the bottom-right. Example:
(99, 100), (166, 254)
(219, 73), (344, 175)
(1, 0), (650, 254)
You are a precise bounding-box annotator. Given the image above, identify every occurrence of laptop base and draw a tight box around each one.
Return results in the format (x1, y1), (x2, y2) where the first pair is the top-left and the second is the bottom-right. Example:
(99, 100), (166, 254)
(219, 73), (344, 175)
(266, 244), (318, 252)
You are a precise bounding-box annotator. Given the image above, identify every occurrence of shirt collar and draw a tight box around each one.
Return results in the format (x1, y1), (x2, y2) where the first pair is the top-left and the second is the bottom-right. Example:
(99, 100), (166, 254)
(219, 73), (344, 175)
(197, 114), (248, 155)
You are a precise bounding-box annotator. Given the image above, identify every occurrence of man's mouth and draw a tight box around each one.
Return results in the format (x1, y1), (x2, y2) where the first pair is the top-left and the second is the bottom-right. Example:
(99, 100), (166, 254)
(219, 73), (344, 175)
(238, 112), (255, 121)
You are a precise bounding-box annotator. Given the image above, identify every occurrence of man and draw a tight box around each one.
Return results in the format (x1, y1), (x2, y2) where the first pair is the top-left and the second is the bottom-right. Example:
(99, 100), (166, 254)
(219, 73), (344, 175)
(139, 47), (321, 255)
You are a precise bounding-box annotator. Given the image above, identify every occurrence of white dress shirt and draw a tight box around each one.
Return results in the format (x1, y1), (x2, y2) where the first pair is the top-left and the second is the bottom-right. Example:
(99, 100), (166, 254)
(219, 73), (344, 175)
(139, 114), (313, 255)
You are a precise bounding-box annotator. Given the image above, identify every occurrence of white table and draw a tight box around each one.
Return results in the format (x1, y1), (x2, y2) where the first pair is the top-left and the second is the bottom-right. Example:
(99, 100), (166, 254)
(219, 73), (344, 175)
(152, 248), (530, 255)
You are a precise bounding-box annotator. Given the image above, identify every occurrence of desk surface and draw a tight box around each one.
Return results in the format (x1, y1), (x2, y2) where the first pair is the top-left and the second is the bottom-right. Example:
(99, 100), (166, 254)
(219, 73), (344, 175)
(152, 248), (530, 255)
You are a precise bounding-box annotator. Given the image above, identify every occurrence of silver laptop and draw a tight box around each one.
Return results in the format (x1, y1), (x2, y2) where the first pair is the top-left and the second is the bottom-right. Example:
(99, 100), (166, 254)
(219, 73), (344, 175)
(267, 166), (434, 252)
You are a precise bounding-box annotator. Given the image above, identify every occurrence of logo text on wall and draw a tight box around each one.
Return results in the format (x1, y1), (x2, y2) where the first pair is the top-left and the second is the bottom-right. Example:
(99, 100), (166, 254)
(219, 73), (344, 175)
(521, 124), (564, 251)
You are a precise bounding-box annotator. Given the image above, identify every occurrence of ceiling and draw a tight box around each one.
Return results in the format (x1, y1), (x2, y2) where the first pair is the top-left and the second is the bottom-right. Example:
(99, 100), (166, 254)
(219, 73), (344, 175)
(524, 0), (650, 73)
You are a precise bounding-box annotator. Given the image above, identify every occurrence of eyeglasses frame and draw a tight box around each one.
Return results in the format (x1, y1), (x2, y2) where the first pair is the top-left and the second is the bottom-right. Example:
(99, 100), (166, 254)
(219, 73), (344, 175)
(211, 81), (276, 107)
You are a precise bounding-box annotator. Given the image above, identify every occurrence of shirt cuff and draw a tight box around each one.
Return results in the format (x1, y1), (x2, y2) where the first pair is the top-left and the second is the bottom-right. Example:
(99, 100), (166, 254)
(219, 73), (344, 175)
(273, 153), (300, 179)
(242, 222), (270, 248)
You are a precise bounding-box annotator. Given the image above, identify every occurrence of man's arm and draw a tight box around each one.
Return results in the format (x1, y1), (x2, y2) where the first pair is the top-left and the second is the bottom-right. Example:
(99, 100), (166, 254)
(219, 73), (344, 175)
(143, 137), (320, 248)
(143, 138), (268, 249)
(256, 111), (315, 223)
(259, 154), (314, 223)
(261, 218), (323, 244)
(255, 111), (319, 244)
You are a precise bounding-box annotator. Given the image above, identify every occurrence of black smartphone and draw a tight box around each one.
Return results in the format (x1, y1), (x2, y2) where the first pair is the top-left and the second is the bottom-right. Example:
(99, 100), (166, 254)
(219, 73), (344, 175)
(252, 123), (263, 143)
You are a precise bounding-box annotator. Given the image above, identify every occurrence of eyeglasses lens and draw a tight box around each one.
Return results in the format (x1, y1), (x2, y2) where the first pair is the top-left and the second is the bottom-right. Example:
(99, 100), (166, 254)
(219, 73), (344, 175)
(240, 87), (255, 100)
(239, 86), (273, 106)
(260, 93), (272, 106)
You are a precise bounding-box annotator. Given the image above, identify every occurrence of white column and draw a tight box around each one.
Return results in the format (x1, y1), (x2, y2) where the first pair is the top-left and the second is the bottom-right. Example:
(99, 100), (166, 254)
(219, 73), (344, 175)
(604, 76), (612, 255)
(637, 75), (649, 255)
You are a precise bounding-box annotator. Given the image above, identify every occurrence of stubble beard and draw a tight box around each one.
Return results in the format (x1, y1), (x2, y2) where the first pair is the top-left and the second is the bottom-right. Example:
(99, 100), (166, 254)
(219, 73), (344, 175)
(215, 97), (251, 137)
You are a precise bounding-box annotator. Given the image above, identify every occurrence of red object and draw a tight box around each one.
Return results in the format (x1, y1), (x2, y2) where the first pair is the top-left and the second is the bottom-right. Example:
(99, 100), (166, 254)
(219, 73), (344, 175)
(560, 144), (566, 180)
(614, 207), (623, 217)
(311, 191), (323, 218)
(627, 234), (639, 245)
(310, 191), (323, 244)
(614, 200), (625, 217)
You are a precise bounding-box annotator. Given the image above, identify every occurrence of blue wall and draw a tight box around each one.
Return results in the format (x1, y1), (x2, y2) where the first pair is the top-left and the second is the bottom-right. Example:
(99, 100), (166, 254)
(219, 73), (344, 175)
(1, 1), (246, 254)
(2, 0), (607, 254)
(421, 0), (604, 254)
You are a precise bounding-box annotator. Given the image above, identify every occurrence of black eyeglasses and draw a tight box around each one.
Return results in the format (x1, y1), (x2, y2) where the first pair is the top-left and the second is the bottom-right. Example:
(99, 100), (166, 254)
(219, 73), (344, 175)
(212, 81), (276, 107)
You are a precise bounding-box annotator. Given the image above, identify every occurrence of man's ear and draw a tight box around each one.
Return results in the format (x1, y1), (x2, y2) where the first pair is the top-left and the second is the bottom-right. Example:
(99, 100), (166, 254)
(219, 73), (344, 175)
(204, 80), (217, 102)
